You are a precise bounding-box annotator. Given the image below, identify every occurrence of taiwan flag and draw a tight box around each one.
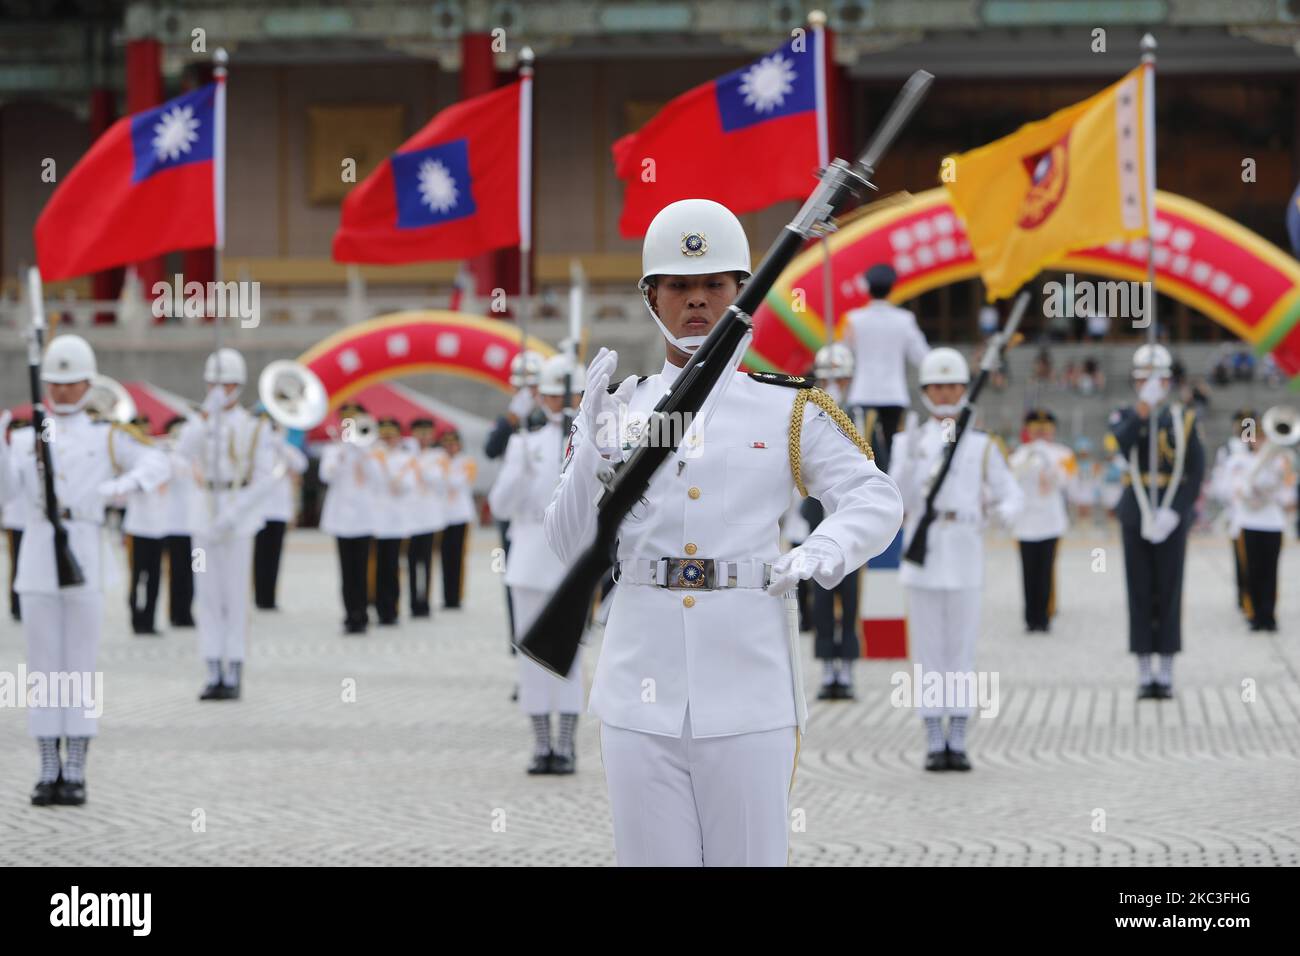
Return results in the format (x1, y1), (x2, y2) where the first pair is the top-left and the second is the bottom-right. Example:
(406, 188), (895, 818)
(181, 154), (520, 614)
(613, 34), (825, 237)
(36, 82), (222, 282)
(333, 80), (527, 264)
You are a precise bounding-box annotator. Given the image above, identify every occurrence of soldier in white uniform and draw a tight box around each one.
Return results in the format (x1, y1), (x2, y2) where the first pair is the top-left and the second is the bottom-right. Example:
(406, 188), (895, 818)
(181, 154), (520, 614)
(489, 354), (587, 774)
(176, 348), (276, 700)
(1008, 409), (1075, 633)
(319, 402), (381, 634)
(406, 418), (446, 618)
(0, 335), (168, 806)
(4, 416), (30, 621)
(253, 415), (308, 611)
(439, 431), (477, 609)
(160, 415), (197, 628)
(545, 199), (903, 866)
(121, 417), (172, 635)
(1208, 408), (1254, 617)
(369, 418), (414, 625)
(889, 347), (1022, 772)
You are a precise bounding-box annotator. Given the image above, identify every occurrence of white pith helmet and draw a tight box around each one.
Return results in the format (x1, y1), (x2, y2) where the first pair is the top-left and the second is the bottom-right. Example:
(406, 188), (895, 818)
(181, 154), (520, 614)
(41, 334), (97, 383)
(814, 343), (854, 379)
(204, 347), (247, 385)
(918, 347), (970, 387)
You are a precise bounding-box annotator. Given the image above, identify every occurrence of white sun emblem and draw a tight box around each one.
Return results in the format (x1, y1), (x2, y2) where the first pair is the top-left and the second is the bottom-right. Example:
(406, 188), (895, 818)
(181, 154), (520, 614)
(151, 104), (201, 162)
(418, 158), (459, 214)
(738, 52), (797, 113)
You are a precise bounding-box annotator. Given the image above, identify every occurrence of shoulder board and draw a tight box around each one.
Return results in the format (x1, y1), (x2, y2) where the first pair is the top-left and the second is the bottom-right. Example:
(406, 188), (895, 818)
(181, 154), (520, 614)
(747, 372), (812, 389)
(110, 421), (154, 445)
(606, 375), (649, 394)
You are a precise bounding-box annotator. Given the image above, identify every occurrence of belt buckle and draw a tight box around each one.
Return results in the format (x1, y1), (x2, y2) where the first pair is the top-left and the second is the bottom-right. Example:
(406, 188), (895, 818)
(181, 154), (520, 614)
(670, 557), (710, 590)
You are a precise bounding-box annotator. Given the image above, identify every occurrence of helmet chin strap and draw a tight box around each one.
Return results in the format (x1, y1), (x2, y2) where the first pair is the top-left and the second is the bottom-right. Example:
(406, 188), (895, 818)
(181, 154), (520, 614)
(921, 393), (967, 419)
(640, 280), (747, 356)
(47, 392), (91, 416)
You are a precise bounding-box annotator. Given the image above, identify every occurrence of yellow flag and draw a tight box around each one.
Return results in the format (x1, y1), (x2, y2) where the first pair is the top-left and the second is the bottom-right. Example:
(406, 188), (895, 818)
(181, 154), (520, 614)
(944, 65), (1151, 301)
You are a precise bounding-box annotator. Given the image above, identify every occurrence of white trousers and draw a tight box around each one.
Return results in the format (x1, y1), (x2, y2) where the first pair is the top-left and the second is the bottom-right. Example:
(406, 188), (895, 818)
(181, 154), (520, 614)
(905, 585), (982, 718)
(510, 586), (584, 716)
(599, 708), (798, 867)
(194, 534), (253, 663)
(22, 591), (103, 738)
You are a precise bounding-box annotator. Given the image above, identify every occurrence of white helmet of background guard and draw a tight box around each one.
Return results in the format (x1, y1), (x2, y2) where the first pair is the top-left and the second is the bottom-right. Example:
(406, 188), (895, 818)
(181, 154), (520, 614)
(204, 347), (247, 385)
(509, 350), (544, 388)
(1131, 343), (1173, 379)
(918, 347), (970, 387)
(41, 334), (97, 383)
(537, 354), (586, 396)
(814, 343), (854, 379)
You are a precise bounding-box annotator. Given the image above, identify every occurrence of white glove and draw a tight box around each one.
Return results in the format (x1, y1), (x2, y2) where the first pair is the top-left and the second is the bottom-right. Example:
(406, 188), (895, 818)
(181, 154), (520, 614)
(1141, 505), (1181, 543)
(766, 535), (846, 596)
(211, 507), (239, 538)
(96, 475), (139, 499)
(1138, 375), (1168, 408)
(202, 386), (228, 415)
(578, 347), (636, 460)
(508, 388), (534, 421)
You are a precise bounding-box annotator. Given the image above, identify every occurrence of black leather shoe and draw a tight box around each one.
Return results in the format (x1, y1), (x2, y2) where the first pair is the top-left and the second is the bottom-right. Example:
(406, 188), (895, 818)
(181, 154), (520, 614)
(344, 621), (368, 635)
(199, 682), (226, 701)
(224, 681), (241, 701)
(946, 748), (972, 771)
(924, 750), (948, 772)
(1152, 683), (1173, 700)
(550, 752), (576, 775)
(31, 779), (59, 806)
(837, 680), (856, 701)
(527, 752), (552, 775)
(817, 683), (838, 700)
(54, 778), (86, 806)
(1137, 682), (1160, 700)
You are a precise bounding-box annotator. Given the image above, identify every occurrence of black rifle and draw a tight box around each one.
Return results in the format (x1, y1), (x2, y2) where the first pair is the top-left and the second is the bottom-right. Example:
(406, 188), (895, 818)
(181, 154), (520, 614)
(902, 290), (1029, 568)
(518, 70), (935, 676)
(25, 267), (85, 588)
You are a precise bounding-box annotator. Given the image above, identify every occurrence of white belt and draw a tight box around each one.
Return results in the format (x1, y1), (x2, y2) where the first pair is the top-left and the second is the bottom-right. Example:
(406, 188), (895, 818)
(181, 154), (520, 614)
(615, 557), (773, 591)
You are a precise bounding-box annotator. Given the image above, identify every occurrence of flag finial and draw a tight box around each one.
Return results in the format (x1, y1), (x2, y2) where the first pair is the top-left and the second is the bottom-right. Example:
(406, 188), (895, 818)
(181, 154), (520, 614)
(1140, 34), (1157, 58)
(808, 10), (827, 28)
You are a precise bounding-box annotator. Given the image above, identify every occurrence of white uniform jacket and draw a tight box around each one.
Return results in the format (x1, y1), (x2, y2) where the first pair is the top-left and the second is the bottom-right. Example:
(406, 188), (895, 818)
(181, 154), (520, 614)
(368, 444), (414, 540)
(1209, 441), (1249, 535)
(1007, 439), (1075, 542)
(0, 412), (169, 595)
(489, 420), (568, 591)
(889, 417), (1023, 590)
(1225, 447), (1297, 533)
(263, 433), (308, 524)
(844, 300), (929, 408)
(545, 360), (903, 739)
(405, 447), (448, 537)
(177, 405), (277, 539)
(443, 453), (478, 526)
(318, 441), (382, 538)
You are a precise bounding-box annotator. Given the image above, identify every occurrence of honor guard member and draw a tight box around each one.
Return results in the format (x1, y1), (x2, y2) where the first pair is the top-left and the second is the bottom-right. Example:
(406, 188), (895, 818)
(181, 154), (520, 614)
(406, 418), (446, 618)
(1224, 409), (1297, 631)
(369, 417), (413, 625)
(0, 335), (168, 805)
(254, 415), (307, 611)
(177, 348), (277, 700)
(4, 416), (30, 621)
(121, 416), (170, 635)
(1106, 344), (1206, 700)
(546, 199), (903, 866)
(319, 402), (381, 634)
(804, 343), (864, 699)
(843, 263), (929, 474)
(161, 416), (197, 628)
(1008, 409), (1075, 633)
(890, 347), (1022, 771)
(1208, 408), (1255, 617)
(490, 354), (588, 774)
(438, 430), (476, 609)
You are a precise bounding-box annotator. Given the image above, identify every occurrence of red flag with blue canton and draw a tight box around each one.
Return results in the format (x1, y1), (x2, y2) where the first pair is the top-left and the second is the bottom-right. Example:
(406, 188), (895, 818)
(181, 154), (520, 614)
(35, 83), (219, 282)
(333, 81), (523, 264)
(612, 35), (823, 237)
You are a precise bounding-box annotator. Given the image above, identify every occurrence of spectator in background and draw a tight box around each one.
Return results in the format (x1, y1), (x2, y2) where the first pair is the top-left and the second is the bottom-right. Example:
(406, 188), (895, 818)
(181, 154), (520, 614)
(1085, 308), (1109, 342)
(978, 304), (1000, 338)
(1032, 347), (1055, 386)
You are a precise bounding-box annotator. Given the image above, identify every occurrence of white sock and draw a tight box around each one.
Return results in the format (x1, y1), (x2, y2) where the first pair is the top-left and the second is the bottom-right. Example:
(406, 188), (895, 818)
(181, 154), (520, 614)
(821, 660), (836, 685)
(1156, 655), (1174, 686)
(1137, 655), (1153, 683)
(924, 717), (944, 754)
(37, 737), (61, 784)
(948, 716), (968, 752)
(206, 659), (222, 685)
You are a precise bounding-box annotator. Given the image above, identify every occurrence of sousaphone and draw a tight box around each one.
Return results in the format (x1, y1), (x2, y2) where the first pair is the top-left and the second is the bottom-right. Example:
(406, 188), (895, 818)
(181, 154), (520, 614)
(258, 360), (328, 431)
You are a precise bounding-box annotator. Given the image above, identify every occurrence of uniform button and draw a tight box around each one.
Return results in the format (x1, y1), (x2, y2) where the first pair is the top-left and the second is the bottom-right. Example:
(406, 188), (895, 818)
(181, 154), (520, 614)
(684, 543), (698, 555)
(682, 596), (695, 608)
(688, 486), (701, 500)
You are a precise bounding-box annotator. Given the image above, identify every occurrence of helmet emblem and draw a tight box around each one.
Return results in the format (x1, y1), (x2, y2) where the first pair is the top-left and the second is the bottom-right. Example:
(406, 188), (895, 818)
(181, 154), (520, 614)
(680, 232), (708, 257)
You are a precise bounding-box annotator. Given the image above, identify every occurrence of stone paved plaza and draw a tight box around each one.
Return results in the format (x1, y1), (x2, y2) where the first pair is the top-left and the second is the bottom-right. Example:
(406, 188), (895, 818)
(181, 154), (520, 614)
(1, 524), (1298, 866)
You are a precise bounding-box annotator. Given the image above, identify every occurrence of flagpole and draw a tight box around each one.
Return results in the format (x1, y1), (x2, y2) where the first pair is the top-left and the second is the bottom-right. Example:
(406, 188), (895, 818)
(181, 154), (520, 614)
(518, 46), (534, 359)
(1141, 34), (1159, 508)
(810, 11), (835, 353)
(213, 47), (227, 287)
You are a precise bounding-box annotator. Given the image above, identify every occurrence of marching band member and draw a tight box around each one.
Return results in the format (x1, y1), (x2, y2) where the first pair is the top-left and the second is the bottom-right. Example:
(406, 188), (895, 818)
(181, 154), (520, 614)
(121, 414), (170, 635)
(254, 414), (308, 611)
(176, 347), (277, 701)
(406, 418), (446, 619)
(161, 416), (197, 628)
(4, 415), (30, 622)
(438, 430), (476, 610)
(319, 402), (381, 634)
(1224, 410), (1297, 632)
(545, 199), (902, 866)
(1106, 344), (1205, 700)
(1008, 409), (1075, 633)
(890, 347), (1022, 772)
(0, 335), (168, 806)
(369, 417), (413, 626)
(1208, 408), (1254, 618)
(489, 353), (587, 774)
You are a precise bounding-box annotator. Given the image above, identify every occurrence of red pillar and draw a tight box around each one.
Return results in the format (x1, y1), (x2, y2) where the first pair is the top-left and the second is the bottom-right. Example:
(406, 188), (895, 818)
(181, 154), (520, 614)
(182, 62), (216, 306)
(89, 88), (123, 323)
(126, 38), (165, 313)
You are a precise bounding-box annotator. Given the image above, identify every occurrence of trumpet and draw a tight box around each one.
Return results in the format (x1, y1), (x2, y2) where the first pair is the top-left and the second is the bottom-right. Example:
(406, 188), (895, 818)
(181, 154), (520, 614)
(332, 411), (378, 449)
(84, 374), (137, 424)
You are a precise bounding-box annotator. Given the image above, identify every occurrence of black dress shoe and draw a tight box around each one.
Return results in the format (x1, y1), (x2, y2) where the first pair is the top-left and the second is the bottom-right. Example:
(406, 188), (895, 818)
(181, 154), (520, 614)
(817, 683), (838, 701)
(344, 622), (368, 635)
(1152, 683), (1173, 700)
(837, 680), (856, 701)
(527, 752), (552, 775)
(31, 779), (59, 806)
(171, 618), (196, 628)
(54, 778), (86, 806)
(925, 750), (948, 772)
(946, 748), (972, 771)
(199, 682), (227, 701)
(224, 681), (241, 701)
(1137, 682), (1160, 700)
(550, 752), (576, 775)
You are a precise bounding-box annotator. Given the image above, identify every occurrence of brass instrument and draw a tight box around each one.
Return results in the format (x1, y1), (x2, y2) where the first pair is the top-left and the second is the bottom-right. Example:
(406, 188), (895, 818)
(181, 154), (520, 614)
(84, 374), (137, 424)
(258, 360), (328, 431)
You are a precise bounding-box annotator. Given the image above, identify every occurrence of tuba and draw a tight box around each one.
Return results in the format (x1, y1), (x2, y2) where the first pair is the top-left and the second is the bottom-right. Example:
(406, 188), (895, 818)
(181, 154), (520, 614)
(258, 360), (329, 431)
(85, 374), (137, 424)
(1243, 405), (1299, 509)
